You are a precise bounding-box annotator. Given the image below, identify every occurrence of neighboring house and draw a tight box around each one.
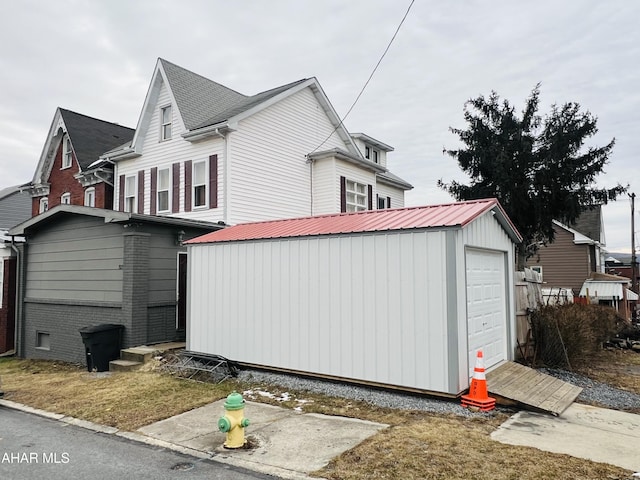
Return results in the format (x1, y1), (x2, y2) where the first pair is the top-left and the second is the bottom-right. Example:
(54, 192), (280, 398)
(526, 207), (605, 295)
(8, 206), (221, 364)
(102, 58), (412, 225)
(0, 185), (30, 353)
(578, 272), (638, 321)
(186, 199), (522, 396)
(29, 108), (134, 216)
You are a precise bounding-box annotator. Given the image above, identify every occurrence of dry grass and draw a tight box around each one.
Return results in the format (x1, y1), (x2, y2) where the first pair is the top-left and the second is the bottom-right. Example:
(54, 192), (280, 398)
(1, 354), (638, 479)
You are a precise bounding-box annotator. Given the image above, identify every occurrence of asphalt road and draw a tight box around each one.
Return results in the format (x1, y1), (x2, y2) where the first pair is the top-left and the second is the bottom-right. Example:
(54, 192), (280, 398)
(0, 407), (275, 480)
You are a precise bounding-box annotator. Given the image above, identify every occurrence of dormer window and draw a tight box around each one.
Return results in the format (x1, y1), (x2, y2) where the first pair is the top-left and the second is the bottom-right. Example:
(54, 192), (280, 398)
(62, 135), (73, 169)
(160, 105), (172, 141)
(61, 192), (71, 204)
(364, 145), (379, 163)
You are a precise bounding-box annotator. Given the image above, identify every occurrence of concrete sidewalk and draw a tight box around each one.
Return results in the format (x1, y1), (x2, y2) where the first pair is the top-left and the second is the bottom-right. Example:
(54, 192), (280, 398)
(137, 399), (388, 479)
(491, 403), (640, 472)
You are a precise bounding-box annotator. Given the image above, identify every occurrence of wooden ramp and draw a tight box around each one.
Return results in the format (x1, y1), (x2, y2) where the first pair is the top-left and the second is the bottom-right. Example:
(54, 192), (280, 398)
(486, 362), (582, 416)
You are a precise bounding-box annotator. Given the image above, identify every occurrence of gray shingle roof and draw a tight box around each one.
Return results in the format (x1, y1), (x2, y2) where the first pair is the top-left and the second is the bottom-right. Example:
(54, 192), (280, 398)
(159, 59), (308, 131)
(160, 59), (248, 130)
(570, 207), (601, 243)
(60, 109), (134, 171)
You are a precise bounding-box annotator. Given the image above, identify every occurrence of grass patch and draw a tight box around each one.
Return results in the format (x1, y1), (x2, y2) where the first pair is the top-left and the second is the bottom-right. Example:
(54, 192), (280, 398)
(1, 355), (637, 479)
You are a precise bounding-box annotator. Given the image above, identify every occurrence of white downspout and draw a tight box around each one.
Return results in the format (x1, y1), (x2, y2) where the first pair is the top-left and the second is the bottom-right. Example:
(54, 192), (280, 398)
(9, 238), (22, 356)
(223, 132), (230, 224)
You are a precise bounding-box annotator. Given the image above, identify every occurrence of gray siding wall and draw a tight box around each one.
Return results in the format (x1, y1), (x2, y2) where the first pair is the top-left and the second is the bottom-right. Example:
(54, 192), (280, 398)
(24, 216), (124, 303)
(23, 301), (122, 364)
(0, 190), (31, 230)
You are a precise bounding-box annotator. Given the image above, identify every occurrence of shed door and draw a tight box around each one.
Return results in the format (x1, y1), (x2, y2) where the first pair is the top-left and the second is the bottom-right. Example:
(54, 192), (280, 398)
(466, 249), (507, 374)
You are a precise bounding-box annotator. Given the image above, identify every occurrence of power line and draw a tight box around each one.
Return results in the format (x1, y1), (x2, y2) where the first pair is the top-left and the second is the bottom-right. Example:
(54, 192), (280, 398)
(309, 0), (415, 155)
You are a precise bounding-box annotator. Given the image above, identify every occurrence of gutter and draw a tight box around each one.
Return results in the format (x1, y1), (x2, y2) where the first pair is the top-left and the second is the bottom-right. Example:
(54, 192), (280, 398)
(182, 124), (230, 143)
(9, 237), (23, 357)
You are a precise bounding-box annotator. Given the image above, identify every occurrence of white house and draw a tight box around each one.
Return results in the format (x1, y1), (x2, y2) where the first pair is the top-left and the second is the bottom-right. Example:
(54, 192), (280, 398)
(185, 199), (522, 396)
(102, 58), (412, 225)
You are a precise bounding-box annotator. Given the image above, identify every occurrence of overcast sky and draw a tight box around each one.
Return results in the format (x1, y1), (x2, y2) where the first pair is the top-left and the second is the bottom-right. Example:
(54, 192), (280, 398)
(1, 0), (638, 252)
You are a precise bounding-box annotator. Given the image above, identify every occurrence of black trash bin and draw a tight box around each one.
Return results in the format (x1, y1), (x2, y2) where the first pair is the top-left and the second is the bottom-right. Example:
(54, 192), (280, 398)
(79, 324), (124, 372)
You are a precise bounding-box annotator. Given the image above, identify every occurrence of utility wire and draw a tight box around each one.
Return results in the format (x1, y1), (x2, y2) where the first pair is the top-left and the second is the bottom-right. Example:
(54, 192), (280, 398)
(309, 0), (415, 155)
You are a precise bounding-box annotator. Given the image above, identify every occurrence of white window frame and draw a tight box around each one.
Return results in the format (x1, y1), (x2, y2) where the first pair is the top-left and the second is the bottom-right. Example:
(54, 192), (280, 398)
(377, 195), (387, 210)
(124, 175), (137, 213)
(346, 180), (367, 212)
(365, 146), (370, 159)
(157, 167), (171, 213)
(39, 197), (48, 214)
(61, 192), (71, 204)
(193, 160), (208, 209)
(62, 135), (73, 169)
(160, 105), (172, 141)
(84, 187), (95, 207)
(372, 149), (379, 164)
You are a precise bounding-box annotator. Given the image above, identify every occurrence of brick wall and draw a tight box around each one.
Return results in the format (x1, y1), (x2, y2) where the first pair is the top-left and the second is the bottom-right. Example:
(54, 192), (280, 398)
(147, 304), (180, 343)
(121, 231), (150, 347)
(0, 257), (16, 353)
(23, 301), (123, 365)
(31, 139), (114, 215)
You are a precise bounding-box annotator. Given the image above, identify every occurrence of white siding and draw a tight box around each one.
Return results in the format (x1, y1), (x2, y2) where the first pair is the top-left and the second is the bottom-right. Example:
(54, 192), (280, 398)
(188, 230), (451, 393)
(375, 182), (405, 209)
(455, 211), (516, 389)
(311, 158), (336, 215)
(228, 87), (346, 224)
(115, 79), (226, 222)
(351, 137), (388, 167)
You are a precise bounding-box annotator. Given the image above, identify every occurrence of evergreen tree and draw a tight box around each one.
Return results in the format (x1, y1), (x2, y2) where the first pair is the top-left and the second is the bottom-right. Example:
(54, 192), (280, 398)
(439, 84), (626, 268)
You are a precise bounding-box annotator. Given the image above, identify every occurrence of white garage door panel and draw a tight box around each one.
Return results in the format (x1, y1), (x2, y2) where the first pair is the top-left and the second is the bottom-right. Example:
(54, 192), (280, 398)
(466, 249), (507, 375)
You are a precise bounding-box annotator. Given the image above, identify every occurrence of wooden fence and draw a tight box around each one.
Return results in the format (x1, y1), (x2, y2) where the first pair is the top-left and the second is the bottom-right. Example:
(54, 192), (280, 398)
(514, 268), (543, 361)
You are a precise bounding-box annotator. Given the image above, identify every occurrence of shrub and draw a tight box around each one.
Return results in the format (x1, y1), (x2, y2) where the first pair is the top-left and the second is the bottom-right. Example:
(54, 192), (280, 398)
(529, 303), (621, 369)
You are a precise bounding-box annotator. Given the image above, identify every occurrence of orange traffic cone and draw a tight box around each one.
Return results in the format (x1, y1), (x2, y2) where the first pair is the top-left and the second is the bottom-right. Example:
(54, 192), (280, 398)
(461, 350), (496, 412)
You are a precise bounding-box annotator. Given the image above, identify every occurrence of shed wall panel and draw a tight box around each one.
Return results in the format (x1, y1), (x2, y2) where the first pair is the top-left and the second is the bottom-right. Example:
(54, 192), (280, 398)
(188, 230), (451, 392)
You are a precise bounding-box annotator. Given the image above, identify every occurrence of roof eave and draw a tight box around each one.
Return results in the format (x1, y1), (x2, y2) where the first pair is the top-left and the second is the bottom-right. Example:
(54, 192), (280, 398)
(182, 122), (234, 142)
(308, 148), (386, 173)
(376, 174), (413, 190)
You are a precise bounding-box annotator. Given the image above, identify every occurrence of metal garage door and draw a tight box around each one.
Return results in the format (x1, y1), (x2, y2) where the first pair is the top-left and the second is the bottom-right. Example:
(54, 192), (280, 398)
(466, 248), (507, 375)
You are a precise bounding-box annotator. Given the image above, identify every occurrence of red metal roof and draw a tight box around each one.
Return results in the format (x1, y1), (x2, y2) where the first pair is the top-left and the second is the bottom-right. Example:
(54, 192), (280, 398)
(186, 198), (522, 244)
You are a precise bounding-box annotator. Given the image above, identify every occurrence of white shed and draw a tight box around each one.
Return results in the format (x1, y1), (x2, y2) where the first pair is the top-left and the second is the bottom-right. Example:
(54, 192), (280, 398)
(186, 198), (522, 395)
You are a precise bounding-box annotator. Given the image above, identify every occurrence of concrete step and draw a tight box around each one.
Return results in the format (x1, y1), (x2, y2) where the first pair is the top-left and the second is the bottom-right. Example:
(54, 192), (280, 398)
(120, 347), (158, 364)
(109, 359), (143, 372)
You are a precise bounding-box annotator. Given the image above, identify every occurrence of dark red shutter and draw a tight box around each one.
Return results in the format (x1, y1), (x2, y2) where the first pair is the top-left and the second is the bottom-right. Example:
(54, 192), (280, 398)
(184, 160), (192, 212)
(137, 170), (145, 214)
(387, 196), (391, 208)
(209, 154), (218, 208)
(367, 185), (373, 210)
(172, 162), (180, 213)
(150, 167), (157, 215)
(118, 175), (125, 211)
(340, 176), (346, 213)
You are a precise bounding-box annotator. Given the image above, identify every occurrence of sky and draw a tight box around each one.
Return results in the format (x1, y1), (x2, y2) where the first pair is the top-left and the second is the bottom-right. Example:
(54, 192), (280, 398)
(0, 0), (638, 252)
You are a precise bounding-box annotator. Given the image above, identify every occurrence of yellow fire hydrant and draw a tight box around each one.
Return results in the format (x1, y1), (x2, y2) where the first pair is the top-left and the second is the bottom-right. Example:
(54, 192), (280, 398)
(217, 392), (250, 449)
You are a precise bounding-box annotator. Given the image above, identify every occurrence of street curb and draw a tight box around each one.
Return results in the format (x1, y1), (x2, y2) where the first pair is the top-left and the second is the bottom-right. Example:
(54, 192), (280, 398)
(0, 398), (315, 479)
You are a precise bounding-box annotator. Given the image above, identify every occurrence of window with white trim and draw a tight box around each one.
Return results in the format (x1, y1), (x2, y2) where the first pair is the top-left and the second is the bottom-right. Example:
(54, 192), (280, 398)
(377, 195), (387, 209)
(160, 105), (172, 141)
(346, 180), (367, 212)
(84, 187), (95, 207)
(62, 135), (73, 169)
(39, 197), (48, 214)
(124, 175), (137, 213)
(157, 167), (171, 212)
(193, 160), (207, 208)
(61, 192), (71, 204)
